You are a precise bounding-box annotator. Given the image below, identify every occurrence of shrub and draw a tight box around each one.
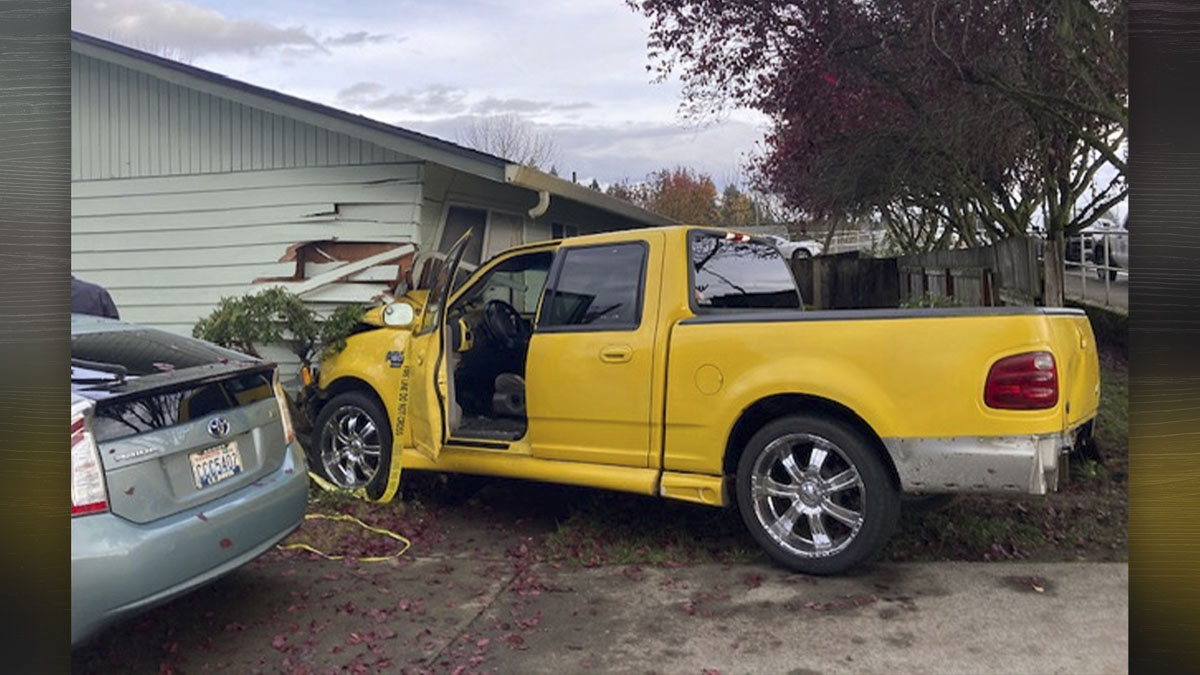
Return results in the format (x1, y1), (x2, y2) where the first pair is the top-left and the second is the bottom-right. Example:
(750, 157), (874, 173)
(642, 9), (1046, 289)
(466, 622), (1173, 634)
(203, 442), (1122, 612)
(193, 287), (366, 370)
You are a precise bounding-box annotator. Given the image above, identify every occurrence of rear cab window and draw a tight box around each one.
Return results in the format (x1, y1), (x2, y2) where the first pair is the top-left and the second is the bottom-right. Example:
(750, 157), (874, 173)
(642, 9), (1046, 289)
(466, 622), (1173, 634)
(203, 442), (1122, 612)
(689, 230), (803, 311)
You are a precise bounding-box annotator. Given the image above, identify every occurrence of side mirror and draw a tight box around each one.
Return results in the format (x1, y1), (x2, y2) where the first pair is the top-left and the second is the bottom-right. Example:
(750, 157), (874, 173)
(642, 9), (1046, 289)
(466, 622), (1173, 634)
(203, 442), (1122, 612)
(382, 302), (416, 328)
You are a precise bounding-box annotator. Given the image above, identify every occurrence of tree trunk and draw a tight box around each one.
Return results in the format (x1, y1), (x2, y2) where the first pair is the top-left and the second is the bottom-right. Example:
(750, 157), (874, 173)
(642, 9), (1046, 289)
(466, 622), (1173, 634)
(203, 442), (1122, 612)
(1043, 231), (1066, 307)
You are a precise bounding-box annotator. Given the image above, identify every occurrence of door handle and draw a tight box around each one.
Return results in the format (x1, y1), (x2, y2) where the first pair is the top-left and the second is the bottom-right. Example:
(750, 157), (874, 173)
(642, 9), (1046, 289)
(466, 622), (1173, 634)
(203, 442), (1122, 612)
(599, 344), (633, 364)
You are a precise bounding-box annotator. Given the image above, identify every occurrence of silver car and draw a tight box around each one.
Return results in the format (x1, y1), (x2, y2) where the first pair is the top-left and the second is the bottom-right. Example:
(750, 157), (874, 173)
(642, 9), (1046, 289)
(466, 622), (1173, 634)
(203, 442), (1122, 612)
(70, 314), (308, 646)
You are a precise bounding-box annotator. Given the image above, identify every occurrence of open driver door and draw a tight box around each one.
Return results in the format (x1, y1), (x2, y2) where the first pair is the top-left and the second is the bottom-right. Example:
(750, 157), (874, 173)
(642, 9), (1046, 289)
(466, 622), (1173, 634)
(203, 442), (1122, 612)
(400, 230), (472, 462)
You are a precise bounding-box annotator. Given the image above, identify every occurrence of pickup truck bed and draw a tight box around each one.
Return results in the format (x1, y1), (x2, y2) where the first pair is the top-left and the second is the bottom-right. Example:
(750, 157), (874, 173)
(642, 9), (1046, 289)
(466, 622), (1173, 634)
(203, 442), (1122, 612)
(666, 306), (1099, 495)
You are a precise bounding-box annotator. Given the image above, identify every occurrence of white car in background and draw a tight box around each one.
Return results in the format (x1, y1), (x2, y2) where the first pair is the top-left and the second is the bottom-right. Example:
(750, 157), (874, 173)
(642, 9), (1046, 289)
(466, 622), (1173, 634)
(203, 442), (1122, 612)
(763, 234), (824, 259)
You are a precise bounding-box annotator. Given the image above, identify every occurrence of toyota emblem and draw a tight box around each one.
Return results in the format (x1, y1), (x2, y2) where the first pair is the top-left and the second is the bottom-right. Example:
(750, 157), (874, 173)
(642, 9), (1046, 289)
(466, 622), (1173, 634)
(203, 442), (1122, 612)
(207, 417), (231, 439)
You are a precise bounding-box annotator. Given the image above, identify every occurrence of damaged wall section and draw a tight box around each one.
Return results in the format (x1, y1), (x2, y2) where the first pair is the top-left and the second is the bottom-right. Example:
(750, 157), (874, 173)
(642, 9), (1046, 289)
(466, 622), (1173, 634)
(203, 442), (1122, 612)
(71, 163), (422, 335)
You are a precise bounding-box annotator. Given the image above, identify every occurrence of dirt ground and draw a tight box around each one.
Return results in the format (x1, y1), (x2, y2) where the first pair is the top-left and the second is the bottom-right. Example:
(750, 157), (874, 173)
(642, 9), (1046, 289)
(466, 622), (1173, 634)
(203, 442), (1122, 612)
(71, 476), (1129, 675)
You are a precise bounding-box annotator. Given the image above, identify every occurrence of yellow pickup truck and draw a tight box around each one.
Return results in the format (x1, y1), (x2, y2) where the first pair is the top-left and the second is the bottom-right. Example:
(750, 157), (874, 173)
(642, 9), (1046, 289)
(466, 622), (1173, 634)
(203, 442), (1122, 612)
(308, 226), (1100, 574)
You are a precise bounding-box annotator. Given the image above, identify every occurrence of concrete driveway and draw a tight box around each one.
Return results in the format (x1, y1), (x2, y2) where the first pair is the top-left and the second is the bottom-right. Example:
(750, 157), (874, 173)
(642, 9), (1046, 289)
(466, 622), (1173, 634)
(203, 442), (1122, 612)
(72, 511), (1129, 674)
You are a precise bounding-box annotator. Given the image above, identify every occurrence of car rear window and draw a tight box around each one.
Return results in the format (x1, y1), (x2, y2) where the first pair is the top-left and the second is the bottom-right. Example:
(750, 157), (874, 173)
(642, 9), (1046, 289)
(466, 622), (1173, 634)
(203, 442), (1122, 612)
(690, 232), (803, 310)
(89, 370), (275, 442)
(72, 327), (239, 376)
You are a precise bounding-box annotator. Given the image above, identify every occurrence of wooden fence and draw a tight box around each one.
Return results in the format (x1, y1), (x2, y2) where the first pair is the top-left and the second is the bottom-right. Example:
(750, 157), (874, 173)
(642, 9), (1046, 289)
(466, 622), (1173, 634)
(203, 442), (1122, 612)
(790, 237), (1042, 309)
(791, 252), (900, 309)
(897, 237), (1042, 306)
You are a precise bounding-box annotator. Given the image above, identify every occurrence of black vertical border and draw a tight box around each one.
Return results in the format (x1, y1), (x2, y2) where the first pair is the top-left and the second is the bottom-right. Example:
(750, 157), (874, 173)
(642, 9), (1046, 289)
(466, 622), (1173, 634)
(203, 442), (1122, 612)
(0, 0), (71, 669)
(1129, 1), (1200, 671)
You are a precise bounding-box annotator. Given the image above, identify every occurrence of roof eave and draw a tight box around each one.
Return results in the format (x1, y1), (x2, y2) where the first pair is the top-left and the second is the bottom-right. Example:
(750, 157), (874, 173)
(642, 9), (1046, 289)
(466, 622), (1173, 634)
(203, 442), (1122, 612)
(504, 165), (675, 227)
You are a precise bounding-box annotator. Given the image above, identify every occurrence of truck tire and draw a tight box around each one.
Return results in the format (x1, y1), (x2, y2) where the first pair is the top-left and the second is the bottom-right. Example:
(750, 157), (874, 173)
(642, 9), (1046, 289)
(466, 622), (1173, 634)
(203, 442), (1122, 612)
(312, 391), (393, 500)
(735, 414), (899, 575)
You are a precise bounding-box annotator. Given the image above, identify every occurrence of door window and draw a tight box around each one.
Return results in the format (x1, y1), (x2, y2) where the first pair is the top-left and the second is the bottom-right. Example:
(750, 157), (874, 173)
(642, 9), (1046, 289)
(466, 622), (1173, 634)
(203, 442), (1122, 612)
(453, 251), (553, 315)
(417, 231), (472, 335)
(539, 243), (647, 331)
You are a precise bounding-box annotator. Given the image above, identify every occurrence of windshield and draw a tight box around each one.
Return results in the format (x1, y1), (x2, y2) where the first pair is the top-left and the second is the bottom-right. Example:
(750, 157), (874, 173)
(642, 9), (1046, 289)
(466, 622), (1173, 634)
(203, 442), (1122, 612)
(690, 231), (802, 310)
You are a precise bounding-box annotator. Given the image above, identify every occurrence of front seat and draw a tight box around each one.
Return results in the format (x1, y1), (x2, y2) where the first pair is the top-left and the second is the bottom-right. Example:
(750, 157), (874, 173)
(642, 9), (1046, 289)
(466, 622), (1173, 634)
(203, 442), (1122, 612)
(492, 373), (526, 418)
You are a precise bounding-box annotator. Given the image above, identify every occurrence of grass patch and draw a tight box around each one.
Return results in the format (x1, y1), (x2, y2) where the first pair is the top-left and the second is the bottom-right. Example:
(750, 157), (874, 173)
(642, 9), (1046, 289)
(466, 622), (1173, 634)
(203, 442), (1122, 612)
(542, 491), (762, 567)
(1093, 349), (1129, 481)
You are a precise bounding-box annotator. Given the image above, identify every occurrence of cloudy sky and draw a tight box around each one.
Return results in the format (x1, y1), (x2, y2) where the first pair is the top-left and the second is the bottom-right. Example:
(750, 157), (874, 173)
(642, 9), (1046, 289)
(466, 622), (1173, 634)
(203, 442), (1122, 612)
(72, 0), (770, 187)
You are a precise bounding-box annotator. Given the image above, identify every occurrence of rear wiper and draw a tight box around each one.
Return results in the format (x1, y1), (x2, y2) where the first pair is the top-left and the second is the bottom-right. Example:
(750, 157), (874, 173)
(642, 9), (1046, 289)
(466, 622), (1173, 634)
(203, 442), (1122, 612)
(71, 358), (128, 386)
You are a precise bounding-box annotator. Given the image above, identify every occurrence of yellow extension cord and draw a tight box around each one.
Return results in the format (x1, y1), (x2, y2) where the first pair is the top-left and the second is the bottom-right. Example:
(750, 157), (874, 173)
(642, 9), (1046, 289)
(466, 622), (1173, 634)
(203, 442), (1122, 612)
(274, 471), (412, 563)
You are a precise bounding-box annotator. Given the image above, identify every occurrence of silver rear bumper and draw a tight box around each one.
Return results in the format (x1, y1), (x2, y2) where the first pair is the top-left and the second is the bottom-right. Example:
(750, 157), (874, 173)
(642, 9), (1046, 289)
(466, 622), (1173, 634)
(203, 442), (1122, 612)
(883, 427), (1086, 496)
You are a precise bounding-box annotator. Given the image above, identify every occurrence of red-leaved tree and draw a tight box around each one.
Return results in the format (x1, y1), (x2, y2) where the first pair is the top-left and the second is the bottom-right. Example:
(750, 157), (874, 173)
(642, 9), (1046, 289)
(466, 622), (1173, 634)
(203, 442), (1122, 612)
(630, 0), (1126, 304)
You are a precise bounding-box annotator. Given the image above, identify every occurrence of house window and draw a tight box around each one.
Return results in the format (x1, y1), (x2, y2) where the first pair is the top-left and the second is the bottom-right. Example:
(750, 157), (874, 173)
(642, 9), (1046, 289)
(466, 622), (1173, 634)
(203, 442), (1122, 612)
(439, 206), (531, 264)
(551, 223), (579, 239)
(439, 206), (487, 264)
(485, 211), (524, 260)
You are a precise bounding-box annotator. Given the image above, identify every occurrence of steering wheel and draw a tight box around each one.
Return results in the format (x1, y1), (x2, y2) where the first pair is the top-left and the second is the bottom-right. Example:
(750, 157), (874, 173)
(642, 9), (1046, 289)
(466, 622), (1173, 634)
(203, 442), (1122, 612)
(482, 299), (529, 350)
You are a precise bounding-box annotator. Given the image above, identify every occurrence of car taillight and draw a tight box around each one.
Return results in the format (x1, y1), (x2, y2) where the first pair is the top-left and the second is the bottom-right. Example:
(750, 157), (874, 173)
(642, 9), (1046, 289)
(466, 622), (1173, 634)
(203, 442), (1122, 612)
(272, 370), (297, 444)
(984, 351), (1058, 410)
(70, 402), (108, 517)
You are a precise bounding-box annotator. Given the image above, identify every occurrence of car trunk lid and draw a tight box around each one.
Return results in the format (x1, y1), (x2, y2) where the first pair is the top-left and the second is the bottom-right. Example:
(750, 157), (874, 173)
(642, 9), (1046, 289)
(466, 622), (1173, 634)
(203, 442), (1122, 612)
(72, 321), (293, 524)
(82, 363), (289, 524)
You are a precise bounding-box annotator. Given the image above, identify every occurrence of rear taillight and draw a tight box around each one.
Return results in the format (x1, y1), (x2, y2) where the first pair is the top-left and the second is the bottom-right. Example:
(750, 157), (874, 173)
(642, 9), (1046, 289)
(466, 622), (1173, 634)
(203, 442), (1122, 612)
(70, 402), (108, 516)
(984, 351), (1059, 410)
(272, 370), (297, 445)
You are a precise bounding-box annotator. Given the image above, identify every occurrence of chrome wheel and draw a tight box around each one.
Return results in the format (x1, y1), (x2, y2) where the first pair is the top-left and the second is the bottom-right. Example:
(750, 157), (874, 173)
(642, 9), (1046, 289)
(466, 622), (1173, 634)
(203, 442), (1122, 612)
(319, 404), (383, 488)
(749, 432), (866, 559)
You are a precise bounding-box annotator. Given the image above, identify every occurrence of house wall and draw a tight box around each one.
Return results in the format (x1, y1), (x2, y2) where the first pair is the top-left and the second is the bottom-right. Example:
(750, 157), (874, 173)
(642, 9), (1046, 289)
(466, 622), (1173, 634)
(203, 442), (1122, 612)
(71, 51), (414, 181)
(72, 163), (423, 335)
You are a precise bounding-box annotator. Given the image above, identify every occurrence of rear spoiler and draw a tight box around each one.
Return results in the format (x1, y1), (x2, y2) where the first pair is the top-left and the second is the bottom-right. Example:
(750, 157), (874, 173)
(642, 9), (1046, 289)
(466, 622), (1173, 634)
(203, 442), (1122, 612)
(75, 361), (274, 404)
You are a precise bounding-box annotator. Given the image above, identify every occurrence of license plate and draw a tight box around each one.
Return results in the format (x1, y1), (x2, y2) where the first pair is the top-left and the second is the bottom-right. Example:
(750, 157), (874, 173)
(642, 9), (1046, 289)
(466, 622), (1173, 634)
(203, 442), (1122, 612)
(189, 441), (244, 489)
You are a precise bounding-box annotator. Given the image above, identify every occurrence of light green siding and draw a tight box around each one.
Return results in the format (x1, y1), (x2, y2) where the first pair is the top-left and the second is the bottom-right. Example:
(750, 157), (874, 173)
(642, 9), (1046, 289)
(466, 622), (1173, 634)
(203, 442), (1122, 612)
(72, 164), (422, 335)
(71, 52), (414, 181)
